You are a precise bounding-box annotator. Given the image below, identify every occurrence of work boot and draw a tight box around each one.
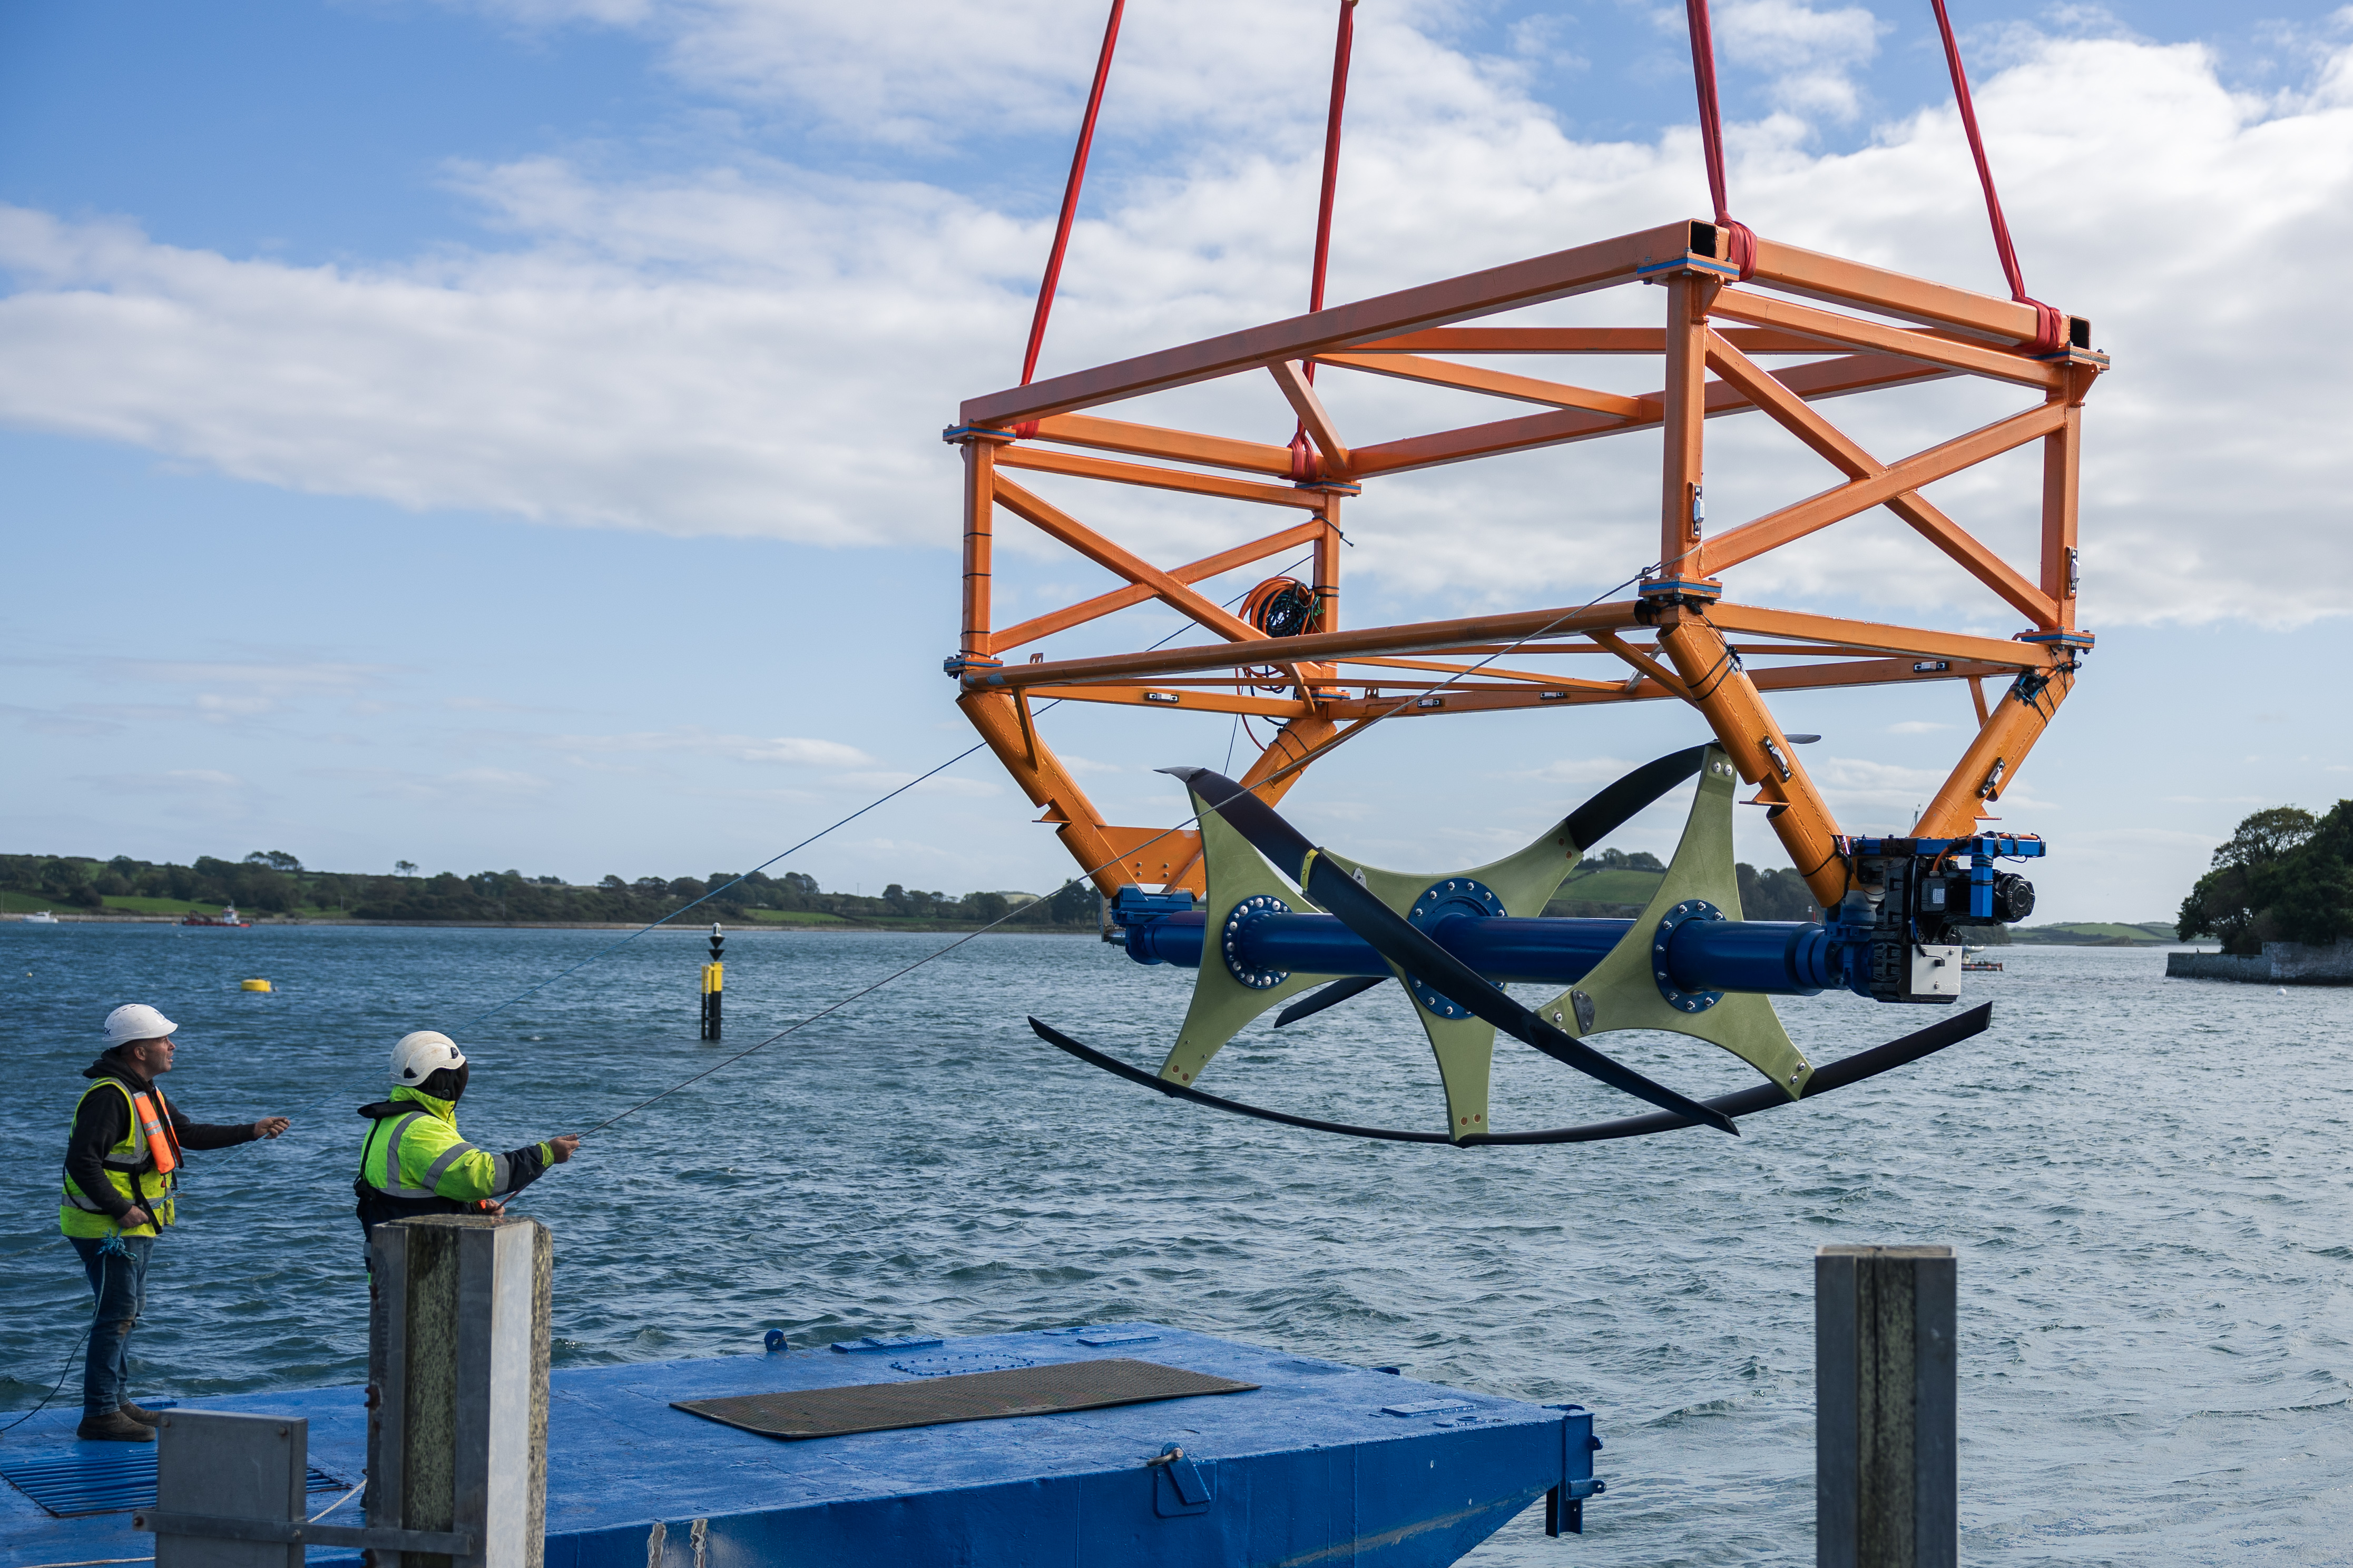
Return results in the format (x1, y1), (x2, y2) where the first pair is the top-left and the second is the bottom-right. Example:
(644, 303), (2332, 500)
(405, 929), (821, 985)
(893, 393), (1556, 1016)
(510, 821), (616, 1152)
(76, 1411), (155, 1442)
(118, 1402), (163, 1426)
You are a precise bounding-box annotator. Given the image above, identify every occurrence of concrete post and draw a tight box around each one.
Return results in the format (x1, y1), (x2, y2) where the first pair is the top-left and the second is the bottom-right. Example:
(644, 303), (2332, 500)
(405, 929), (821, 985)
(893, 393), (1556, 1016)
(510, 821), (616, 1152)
(368, 1215), (552, 1568)
(1816, 1245), (1956, 1568)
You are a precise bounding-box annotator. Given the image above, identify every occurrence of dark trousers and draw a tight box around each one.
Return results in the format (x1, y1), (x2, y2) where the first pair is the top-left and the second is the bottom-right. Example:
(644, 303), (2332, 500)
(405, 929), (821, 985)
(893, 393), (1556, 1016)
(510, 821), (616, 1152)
(68, 1234), (154, 1417)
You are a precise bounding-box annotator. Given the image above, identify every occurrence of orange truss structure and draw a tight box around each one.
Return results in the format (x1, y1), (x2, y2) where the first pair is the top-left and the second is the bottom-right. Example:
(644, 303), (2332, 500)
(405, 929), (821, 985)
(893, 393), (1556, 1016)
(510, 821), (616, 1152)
(945, 219), (2104, 908)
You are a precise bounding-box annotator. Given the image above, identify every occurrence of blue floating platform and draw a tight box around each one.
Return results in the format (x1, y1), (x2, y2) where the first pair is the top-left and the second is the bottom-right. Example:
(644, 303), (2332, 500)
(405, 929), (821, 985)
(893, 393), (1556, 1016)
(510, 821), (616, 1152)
(0, 1323), (1605, 1567)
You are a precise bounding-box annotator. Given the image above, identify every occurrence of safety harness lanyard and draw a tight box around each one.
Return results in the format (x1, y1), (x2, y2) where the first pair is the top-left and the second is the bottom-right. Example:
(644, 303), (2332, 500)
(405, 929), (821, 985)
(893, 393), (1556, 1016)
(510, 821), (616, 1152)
(1925, 0), (2067, 354)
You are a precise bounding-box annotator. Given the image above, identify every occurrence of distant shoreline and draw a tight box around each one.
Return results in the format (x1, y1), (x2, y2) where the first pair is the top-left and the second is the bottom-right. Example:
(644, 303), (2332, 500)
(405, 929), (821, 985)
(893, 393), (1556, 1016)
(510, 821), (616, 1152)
(2, 912), (1096, 934)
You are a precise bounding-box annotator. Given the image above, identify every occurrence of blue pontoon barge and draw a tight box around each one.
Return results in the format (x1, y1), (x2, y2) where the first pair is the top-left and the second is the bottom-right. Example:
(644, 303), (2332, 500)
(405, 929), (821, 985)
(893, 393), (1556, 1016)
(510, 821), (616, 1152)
(2, 1323), (1604, 1567)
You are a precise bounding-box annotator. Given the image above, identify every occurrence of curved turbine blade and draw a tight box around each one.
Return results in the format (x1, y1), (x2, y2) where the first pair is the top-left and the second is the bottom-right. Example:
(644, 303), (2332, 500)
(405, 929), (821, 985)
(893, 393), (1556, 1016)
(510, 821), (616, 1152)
(1563, 744), (1711, 851)
(1172, 768), (1739, 1136)
(1273, 975), (1389, 1029)
(1028, 1004), (1991, 1146)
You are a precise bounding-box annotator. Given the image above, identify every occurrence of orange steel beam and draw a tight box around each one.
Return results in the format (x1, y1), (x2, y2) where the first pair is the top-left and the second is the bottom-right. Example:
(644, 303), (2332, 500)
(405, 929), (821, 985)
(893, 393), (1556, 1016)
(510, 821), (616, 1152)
(1312, 505), (1342, 634)
(1696, 401), (2068, 577)
(1701, 333), (2060, 625)
(959, 689), (1137, 895)
(1709, 289), (2066, 390)
(1347, 352), (1950, 478)
(1026, 684), (1314, 719)
(1268, 358), (1351, 469)
(1659, 274), (1717, 577)
(1915, 660), (2076, 839)
(1097, 823), (1209, 894)
(962, 220), (1707, 426)
(1347, 327), (1823, 355)
(995, 445), (1331, 509)
(963, 601), (1650, 692)
(1314, 351), (1658, 418)
(2039, 366), (2096, 631)
(992, 476), (1267, 647)
(1591, 629), (1693, 701)
(1306, 655), (2005, 720)
(988, 517), (1329, 656)
(1703, 604), (2050, 668)
(958, 435), (1008, 657)
(1748, 236), (2079, 348)
(1651, 606), (1852, 905)
(1028, 412), (1297, 478)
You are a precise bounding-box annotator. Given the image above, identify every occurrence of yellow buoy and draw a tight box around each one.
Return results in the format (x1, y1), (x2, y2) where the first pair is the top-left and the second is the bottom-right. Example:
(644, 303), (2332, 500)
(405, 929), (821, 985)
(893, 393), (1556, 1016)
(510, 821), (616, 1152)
(240, 978), (273, 993)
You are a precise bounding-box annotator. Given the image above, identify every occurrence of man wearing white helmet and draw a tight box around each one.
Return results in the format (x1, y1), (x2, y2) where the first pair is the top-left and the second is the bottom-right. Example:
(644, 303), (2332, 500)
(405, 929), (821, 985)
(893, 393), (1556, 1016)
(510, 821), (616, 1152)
(60, 1003), (291, 1443)
(353, 1031), (577, 1259)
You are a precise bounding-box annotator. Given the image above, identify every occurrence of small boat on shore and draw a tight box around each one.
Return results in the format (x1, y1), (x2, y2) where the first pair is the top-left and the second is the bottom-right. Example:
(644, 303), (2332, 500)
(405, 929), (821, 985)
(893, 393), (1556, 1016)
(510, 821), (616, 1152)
(21, 910), (60, 924)
(181, 903), (251, 928)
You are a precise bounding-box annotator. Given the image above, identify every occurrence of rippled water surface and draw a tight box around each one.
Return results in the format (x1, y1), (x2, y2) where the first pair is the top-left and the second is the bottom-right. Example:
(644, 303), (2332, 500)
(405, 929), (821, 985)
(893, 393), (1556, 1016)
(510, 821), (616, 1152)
(3, 923), (2347, 1563)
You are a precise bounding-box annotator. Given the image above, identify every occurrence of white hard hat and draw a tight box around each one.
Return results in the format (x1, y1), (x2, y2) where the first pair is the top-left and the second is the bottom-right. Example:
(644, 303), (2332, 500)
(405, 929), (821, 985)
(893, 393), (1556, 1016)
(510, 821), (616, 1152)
(391, 1031), (467, 1085)
(105, 1003), (178, 1047)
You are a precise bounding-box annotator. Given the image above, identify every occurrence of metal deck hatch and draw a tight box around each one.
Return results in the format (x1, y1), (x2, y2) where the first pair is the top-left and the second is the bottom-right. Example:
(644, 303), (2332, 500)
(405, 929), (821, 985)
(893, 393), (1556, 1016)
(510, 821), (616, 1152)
(672, 1357), (1258, 1440)
(0, 1448), (346, 1518)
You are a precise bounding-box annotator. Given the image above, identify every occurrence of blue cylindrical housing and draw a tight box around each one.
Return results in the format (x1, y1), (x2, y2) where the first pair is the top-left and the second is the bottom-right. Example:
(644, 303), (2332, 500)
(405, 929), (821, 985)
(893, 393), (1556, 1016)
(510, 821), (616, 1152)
(1121, 909), (1832, 997)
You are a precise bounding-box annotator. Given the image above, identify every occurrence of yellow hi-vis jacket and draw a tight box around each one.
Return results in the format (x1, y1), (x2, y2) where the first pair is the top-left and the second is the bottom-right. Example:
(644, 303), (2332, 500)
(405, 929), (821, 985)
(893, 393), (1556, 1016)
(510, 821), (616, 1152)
(61, 1079), (182, 1239)
(356, 1087), (548, 1206)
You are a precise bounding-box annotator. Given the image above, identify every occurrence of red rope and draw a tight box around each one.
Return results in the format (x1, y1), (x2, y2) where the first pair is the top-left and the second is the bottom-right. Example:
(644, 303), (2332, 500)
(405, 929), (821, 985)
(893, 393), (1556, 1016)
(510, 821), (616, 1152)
(1682, 0), (1756, 281)
(1927, 0), (2067, 355)
(1018, 0), (1127, 391)
(1308, 0), (1358, 320)
(1290, 0), (1359, 479)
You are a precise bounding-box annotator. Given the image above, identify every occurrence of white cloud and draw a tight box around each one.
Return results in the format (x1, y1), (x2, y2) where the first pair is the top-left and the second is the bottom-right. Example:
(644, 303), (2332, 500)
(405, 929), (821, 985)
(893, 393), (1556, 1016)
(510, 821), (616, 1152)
(542, 726), (874, 766)
(2, 28), (2350, 629)
(1714, 0), (1885, 121)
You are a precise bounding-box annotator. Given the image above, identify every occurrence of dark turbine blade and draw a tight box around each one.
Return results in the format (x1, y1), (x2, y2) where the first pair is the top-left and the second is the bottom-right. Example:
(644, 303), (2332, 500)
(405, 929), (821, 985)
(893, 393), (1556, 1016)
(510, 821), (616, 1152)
(1562, 743), (1711, 851)
(1171, 768), (1739, 1136)
(1028, 1004), (1993, 1148)
(1274, 976), (1388, 1028)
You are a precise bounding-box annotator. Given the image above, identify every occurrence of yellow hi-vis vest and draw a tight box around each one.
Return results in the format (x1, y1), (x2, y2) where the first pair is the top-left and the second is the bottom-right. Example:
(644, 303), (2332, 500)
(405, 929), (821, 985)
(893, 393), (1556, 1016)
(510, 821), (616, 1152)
(356, 1090), (520, 1206)
(61, 1079), (182, 1239)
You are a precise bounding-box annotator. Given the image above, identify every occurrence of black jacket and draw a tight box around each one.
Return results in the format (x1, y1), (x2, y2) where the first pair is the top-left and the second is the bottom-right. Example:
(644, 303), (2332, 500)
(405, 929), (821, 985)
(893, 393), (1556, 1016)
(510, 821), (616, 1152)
(64, 1050), (259, 1221)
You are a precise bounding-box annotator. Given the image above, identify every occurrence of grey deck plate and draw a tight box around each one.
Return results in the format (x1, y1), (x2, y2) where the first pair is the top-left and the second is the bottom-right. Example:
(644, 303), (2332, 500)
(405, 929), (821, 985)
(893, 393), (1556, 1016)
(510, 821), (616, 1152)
(672, 1356), (1259, 1440)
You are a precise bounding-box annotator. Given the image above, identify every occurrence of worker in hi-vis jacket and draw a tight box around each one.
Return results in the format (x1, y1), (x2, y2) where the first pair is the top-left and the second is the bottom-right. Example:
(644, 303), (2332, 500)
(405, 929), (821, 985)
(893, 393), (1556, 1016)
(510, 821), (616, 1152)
(60, 1003), (291, 1443)
(353, 1031), (578, 1265)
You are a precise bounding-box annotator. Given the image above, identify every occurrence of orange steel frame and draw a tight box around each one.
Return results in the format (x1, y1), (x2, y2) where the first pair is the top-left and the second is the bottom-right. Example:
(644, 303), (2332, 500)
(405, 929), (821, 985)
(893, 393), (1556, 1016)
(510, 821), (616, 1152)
(946, 219), (2105, 908)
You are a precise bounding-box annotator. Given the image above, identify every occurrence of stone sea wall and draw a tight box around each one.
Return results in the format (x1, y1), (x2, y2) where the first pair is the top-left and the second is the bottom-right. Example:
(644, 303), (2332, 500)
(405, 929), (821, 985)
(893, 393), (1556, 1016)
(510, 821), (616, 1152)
(2167, 937), (2353, 985)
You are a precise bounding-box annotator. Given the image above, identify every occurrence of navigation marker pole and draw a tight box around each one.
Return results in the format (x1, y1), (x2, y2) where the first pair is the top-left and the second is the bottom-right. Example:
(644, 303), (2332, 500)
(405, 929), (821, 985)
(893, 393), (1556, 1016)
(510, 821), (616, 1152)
(701, 923), (724, 1041)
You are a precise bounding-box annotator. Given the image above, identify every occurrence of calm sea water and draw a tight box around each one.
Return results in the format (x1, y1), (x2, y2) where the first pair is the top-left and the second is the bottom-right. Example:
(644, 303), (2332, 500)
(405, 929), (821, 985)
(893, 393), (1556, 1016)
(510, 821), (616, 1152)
(2, 922), (2346, 1563)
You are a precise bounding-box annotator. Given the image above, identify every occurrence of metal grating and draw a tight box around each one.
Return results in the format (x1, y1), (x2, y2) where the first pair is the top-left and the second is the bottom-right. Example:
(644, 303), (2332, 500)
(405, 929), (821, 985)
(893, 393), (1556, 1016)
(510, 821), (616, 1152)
(673, 1357), (1258, 1441)
(0, 1448), (347, 1518)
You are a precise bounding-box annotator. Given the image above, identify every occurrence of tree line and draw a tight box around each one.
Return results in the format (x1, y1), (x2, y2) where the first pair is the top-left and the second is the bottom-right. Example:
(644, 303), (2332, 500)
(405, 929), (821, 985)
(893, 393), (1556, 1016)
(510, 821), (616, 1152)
(0, 851), (1103, 929)
(2176, 802), (2353, 953)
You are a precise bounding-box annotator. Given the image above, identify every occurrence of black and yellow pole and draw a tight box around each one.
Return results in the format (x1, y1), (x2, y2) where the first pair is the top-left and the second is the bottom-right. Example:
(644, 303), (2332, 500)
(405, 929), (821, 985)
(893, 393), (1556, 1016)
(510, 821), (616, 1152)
(700, 922), (724, 1040)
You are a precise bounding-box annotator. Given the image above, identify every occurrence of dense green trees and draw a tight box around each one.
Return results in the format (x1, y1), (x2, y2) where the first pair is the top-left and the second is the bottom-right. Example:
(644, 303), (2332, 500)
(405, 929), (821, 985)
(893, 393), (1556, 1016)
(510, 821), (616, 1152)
(2176, 802), (2353, 952)
(0, 853), (1104, 929)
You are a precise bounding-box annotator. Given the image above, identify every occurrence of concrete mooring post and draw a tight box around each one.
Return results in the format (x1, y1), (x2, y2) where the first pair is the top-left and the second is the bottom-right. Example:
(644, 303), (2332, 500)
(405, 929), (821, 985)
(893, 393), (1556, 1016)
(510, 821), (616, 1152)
(368, 1214), (553, 1568)
(1816, 1245), (1956, 1568)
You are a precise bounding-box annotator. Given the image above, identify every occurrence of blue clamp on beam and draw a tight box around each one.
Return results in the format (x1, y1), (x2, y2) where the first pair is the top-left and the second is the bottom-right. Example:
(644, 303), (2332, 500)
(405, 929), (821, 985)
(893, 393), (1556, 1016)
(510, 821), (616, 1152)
(1149, 1445), (1213, 1517)
(1636, 575), (1724, 603)
(1295, 480), (1362, 496)
(940, 424), (1017, 445)
(943, 654), (1006, 679)
(2014, 629), (2094, 649)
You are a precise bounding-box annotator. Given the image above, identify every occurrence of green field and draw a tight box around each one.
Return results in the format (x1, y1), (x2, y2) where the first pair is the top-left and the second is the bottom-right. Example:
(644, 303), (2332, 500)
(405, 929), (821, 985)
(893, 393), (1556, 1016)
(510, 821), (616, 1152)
(1552, 868), (1667, 905)
(2011, 921), (2178, 945)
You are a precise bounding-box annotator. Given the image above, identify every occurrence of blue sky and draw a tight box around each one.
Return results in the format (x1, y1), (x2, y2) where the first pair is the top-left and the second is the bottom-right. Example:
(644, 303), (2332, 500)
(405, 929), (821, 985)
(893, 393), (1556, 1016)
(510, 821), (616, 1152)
(5, 0), (2353, 922)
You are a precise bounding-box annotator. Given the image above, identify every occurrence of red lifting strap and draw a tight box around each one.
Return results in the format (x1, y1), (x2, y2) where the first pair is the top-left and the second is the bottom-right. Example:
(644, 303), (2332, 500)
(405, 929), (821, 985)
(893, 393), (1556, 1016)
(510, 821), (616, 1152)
(1682, 0), (1756, 282)
(1292, 0), (1359, 481)
(1018, 0), (1128, 407)
(1927, 0), (2067, 356)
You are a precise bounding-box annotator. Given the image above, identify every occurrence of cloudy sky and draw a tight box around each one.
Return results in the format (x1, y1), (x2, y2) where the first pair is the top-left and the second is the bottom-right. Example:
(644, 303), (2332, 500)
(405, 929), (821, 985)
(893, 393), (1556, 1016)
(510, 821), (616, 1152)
(5, 0), (2351, 921)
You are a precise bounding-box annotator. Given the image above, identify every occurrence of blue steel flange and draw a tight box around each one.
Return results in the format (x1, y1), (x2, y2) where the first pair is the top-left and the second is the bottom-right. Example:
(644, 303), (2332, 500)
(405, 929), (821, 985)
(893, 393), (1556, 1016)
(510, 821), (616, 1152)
(1221, 894), (1293, 989)
(1405, 877), (1505, 1020)
(1652, 899), (1726, 1013)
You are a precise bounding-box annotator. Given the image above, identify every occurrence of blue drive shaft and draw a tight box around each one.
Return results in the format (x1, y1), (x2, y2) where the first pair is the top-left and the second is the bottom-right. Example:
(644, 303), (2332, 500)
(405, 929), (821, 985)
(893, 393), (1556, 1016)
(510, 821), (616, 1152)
(1123, 911), (1839, 997)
